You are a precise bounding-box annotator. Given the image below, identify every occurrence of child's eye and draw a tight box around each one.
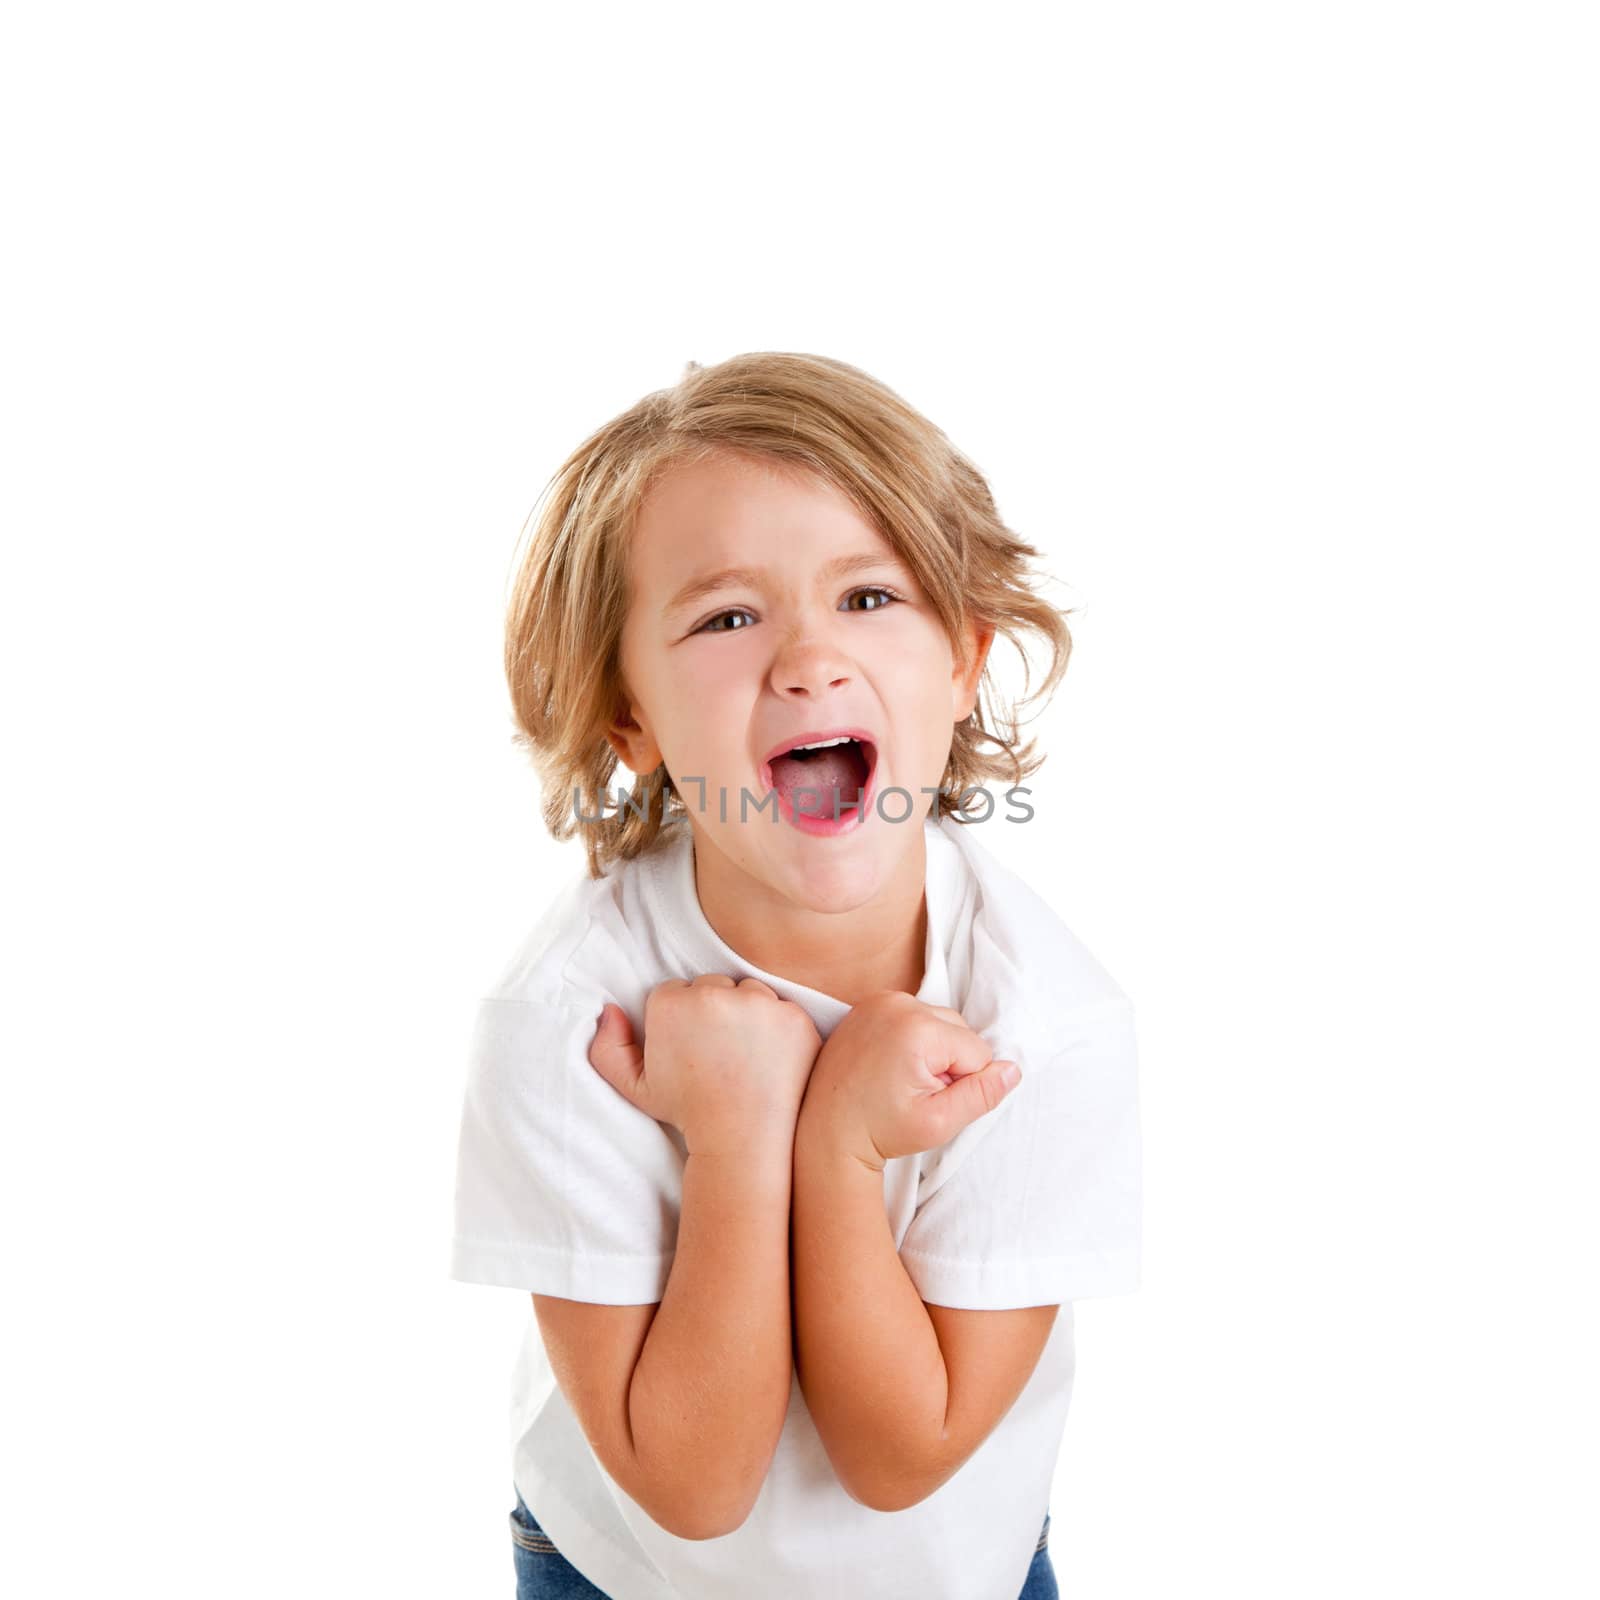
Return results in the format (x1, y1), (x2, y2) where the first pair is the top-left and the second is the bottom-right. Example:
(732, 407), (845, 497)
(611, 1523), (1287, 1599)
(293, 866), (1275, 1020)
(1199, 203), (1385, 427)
(842, 585), (903, 613)
(698, 609), (756, 634)
(694, 586), (903, 635)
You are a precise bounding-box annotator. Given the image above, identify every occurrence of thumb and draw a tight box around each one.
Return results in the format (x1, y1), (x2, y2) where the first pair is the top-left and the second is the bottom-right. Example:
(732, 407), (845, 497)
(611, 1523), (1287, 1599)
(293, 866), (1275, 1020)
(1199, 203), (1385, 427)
(933, 1057), (1021, 1134)
(588, 1002), (644, 1101)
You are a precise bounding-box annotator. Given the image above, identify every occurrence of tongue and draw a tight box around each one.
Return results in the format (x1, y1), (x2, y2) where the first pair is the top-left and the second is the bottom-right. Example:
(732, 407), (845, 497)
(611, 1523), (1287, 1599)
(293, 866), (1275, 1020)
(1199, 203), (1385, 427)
(770, 743), (868, 817)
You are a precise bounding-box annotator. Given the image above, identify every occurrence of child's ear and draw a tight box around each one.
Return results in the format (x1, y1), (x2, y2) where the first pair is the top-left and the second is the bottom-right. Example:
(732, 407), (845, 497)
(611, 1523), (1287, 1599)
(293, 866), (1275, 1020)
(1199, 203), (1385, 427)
(952, 616), (996, 722)
(603, 692), (665, 777)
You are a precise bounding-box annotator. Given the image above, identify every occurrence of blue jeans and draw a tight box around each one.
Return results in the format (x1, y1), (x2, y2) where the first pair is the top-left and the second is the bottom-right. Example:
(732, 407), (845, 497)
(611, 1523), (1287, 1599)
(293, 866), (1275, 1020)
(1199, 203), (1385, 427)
(511, 1488), (1059, 1598)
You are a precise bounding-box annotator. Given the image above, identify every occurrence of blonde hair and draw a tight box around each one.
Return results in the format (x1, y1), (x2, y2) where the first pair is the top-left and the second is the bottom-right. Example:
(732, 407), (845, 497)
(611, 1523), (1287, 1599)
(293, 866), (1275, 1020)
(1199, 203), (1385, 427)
(504, 352), (1074, 879)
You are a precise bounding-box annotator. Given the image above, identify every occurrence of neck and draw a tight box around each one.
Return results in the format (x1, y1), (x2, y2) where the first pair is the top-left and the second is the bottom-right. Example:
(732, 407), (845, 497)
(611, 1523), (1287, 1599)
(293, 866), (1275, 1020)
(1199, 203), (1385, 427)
(690, 826), (929, 1007)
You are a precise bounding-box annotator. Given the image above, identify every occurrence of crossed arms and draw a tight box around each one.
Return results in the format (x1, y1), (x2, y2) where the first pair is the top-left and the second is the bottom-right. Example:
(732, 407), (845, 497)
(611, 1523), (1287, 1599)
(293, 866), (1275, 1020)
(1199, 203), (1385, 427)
(533, 1040), (1056, 1540)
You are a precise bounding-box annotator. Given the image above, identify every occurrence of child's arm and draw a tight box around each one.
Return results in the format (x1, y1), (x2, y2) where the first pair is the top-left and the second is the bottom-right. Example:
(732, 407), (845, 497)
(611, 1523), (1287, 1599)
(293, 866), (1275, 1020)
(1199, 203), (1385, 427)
(790, 993), (1058, 1512)
(543, 982), (818, 1540)
(792, 1127), (1056, 1511)
(534, 1140), (795, 1541)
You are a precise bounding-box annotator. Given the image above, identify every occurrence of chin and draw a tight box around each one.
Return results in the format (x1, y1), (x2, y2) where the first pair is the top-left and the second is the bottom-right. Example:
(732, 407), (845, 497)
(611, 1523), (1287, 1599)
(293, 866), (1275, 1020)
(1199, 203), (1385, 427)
(775, 832), (901, 914)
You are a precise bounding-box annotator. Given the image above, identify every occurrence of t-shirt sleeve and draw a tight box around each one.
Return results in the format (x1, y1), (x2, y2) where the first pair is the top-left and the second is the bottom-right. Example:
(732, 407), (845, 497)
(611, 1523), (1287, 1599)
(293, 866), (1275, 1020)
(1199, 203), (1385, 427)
(448, 995), (683, 1303)
(897, 998), (1142, 1309)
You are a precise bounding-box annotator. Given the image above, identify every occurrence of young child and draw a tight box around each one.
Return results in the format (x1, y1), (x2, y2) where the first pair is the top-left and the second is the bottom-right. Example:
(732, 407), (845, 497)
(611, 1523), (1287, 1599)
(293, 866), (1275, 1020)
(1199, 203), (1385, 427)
(450, 352), (1142, 1600)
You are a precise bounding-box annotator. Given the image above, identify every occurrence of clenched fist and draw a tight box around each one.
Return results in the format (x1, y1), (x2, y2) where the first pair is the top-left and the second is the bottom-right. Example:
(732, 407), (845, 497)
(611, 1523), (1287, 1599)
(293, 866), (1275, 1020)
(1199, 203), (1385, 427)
(588, 975), (824, 1158)
(797, 990), (1020, 1171)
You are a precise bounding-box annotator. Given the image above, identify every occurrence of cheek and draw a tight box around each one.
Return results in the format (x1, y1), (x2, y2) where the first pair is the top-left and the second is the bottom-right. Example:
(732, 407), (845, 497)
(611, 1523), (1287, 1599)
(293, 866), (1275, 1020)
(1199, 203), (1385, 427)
(870, 621), (955, 711)
(879, 633), (963, 771)
(678, 638), (756, 697)
(662, 640), (758, 745)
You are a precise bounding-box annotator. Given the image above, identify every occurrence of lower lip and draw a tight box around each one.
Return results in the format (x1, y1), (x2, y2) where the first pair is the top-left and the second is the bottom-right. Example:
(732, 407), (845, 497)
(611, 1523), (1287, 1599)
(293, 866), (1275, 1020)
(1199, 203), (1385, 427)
(764, 749), (878, 837)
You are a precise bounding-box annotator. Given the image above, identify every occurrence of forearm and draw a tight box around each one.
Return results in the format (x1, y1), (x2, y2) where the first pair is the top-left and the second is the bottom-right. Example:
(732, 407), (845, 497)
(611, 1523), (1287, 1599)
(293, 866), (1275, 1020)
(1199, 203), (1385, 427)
(628, 1145), (794, 1537)
(791, 1108), (949, 1511)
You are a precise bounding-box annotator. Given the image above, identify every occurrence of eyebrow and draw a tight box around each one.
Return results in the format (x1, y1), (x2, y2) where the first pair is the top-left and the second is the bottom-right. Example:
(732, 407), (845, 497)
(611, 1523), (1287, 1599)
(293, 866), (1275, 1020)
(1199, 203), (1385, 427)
(664, 551), (902, 617)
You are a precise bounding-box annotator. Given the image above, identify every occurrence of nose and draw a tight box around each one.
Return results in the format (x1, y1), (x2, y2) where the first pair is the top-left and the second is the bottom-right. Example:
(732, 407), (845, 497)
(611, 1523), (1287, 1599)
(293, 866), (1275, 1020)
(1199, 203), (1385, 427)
(768, 627), (853, 700)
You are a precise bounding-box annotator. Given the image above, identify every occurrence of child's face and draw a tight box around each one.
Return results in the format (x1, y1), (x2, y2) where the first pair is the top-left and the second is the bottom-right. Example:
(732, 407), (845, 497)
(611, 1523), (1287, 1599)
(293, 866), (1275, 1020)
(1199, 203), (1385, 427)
(607, 448), (992, 915)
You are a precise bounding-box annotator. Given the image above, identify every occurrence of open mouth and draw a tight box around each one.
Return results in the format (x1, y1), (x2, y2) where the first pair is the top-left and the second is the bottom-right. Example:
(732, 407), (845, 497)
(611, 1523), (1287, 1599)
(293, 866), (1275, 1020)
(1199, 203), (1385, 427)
(763, 732), (878, 822)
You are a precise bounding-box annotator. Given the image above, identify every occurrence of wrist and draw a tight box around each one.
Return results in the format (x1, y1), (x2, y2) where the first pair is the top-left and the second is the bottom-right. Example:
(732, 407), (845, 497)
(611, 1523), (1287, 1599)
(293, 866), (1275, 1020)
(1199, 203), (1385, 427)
(684, 1098), (804, 1161)
(686, 1125), (799, 1173)
(796, 1096), (884, 1176)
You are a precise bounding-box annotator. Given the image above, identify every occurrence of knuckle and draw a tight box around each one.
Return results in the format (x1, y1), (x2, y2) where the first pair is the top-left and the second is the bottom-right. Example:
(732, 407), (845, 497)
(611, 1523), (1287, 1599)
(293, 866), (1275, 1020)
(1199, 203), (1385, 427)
(646, 978), (686, 1010)
(780, 1004), (820, 1042)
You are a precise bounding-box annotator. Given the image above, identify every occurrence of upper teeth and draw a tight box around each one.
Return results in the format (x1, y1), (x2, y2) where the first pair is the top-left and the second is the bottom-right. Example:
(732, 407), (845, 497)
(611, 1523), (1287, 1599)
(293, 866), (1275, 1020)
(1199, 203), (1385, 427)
(792, 736), (854, 752)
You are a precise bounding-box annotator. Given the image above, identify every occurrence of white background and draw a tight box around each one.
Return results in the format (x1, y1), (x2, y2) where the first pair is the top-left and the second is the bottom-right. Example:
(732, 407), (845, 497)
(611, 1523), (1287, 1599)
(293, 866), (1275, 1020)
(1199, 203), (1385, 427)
(4, 3), (1596, 1595)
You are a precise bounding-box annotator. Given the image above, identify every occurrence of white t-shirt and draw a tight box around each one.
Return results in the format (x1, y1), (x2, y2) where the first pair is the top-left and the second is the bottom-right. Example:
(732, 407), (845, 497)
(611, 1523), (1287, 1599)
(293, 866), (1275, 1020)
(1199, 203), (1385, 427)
(450, 813), (1141, 1600)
